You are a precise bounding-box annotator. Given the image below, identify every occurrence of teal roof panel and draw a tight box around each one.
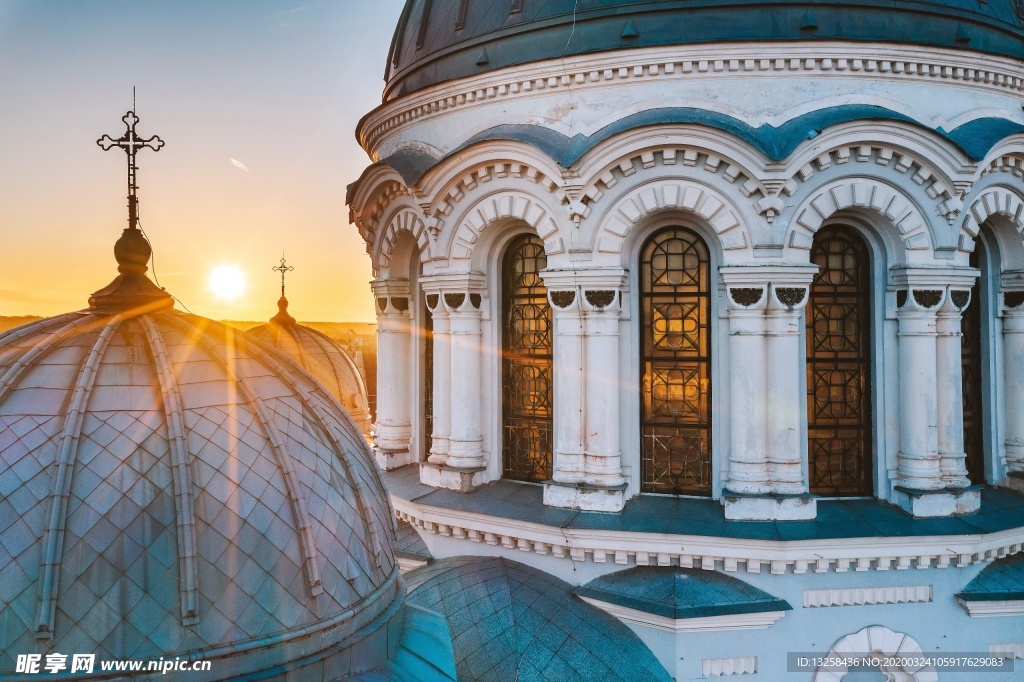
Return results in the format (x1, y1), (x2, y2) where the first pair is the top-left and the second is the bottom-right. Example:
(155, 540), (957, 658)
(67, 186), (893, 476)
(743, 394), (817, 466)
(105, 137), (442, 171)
(575, 566), (792, 619)
(385, 0), (1024, 99)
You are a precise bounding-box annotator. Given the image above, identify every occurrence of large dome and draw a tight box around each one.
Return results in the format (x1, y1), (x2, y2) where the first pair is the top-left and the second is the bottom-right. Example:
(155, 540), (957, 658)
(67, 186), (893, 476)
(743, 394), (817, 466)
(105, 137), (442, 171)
(385, 0), (1024, 98)
(248, 296), (373, 437)
(0, 227), (399, 677)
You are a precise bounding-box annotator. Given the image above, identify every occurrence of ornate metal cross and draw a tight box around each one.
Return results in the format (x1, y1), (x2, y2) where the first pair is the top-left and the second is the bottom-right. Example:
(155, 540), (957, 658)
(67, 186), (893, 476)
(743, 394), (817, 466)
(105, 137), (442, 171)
(272, 257), (294, 297)
(97, 111), (164, 230)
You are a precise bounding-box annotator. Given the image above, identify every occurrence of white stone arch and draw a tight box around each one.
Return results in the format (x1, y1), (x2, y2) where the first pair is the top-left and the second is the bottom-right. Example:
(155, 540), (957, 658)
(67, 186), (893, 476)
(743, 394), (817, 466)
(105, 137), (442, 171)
(417, 140), (565, 215)
(375, 205), (430, 275)
(814, 626), (938, 682)
(961, 185), (1024, 270)
(964, 187), (1024, 236)
(786, 178), (934, 262)
(571, 125), (772, 205)
(442, 189), (568, 266)
(592, 178), (754, 264)
(783, 120), (972, 188)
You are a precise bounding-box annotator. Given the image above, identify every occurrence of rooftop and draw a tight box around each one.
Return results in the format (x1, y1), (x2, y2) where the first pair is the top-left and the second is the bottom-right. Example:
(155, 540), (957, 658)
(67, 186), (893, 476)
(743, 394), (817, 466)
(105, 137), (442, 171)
(385, 0), (1024, 99)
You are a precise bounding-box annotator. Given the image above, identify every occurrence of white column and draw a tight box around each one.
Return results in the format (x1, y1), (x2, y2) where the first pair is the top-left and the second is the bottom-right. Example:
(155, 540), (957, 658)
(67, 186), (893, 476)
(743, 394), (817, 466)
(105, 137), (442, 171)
(1004, 300), (1024, 475)
(895, 290), (944, 491)
(549, 290), (585, 484)
(372, 290), (412, 469)
(766, 285), (811, 495)
(445, 292), (485, 469)
(582, 289), (625, 488)
(936, 288), (971, 489)
(427, 295), (451, 465)
(725, 286), (771, 495)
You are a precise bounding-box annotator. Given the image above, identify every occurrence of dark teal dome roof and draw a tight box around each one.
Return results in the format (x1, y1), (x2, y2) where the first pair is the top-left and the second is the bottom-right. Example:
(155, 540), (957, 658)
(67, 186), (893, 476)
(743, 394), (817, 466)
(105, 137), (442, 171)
(385, 0), (1024, 99)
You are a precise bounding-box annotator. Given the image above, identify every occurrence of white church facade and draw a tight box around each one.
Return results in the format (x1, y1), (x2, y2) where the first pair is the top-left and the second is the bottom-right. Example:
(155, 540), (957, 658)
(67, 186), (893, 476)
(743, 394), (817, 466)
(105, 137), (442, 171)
(349, 1), (1024, 678)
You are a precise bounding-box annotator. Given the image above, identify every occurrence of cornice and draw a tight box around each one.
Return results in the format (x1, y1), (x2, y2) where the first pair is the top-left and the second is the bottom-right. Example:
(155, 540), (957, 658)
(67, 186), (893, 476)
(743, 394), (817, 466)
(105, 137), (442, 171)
(392, 494), (1024, 576)
(359, 42), (1024, 155)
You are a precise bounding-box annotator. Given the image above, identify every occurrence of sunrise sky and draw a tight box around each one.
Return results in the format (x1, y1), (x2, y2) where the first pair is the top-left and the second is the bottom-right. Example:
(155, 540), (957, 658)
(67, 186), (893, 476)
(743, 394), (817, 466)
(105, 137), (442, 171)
(0, 0), (405, 322)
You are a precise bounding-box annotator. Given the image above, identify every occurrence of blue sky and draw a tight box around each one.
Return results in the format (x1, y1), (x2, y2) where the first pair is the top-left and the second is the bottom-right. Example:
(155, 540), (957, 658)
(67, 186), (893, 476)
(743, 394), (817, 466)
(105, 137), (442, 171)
(0, 0), (405, 321)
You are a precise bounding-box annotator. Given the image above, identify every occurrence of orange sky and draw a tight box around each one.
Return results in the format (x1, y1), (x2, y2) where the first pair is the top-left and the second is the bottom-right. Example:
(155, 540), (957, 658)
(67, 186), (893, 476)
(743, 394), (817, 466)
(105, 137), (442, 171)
(0, 0), (404, 322)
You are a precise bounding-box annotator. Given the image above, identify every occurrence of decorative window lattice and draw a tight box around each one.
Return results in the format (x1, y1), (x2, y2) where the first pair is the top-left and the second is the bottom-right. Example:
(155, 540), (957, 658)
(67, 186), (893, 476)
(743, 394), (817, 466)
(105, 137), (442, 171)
(502, 235), (553, 482)
(807, 225), (873, 496)
(640, 228), (712, 496)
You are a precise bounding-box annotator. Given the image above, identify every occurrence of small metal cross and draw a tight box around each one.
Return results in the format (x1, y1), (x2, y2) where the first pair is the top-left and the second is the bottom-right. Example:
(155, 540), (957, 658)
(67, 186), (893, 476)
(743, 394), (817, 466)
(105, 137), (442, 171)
(272, 257), (294, 297)
(97, 110), (164, 230)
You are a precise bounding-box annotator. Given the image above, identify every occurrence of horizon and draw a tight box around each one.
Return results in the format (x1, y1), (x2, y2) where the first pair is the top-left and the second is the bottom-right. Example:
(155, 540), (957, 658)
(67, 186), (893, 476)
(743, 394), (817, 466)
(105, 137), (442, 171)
(0, 0), (404, 323)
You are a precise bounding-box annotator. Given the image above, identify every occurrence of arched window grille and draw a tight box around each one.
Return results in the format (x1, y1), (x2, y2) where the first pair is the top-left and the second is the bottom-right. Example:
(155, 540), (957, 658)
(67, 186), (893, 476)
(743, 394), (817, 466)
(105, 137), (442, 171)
(639, 227), (712, 496)
(502, 235), (553, 482)
(807, 225), (873, 496)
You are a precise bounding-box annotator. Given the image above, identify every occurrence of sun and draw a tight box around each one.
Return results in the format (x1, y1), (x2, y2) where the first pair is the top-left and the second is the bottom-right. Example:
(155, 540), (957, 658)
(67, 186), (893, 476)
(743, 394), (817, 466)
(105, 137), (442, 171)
(209, 265), (247, 301)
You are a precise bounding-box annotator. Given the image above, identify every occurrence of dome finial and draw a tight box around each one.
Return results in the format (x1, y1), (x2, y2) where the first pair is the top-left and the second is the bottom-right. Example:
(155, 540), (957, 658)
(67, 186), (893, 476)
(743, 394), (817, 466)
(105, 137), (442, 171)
(89, 103), (172, 313)
(271, 255), (297, 325)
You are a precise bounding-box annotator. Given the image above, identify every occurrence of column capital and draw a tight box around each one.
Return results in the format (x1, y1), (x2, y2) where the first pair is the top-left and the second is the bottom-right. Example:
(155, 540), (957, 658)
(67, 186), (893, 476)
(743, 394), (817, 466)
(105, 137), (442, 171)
(896, 288), (946, 316)
(1001, 287), (1024, 317)
(371, 278), (411, 318)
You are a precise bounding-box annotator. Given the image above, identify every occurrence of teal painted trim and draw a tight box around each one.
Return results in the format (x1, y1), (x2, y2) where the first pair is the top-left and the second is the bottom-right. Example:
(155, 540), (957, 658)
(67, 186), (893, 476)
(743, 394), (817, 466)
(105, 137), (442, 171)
(378, 107), (1024, 187)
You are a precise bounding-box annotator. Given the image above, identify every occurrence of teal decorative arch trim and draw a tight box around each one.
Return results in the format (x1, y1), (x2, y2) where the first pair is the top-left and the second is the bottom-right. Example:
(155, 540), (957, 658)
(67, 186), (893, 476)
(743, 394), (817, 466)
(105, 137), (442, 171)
(374, 106), (1024, 187)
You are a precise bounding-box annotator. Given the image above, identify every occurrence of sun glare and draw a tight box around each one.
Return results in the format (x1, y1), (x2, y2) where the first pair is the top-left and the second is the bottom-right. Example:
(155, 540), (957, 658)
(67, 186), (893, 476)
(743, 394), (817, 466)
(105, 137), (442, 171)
(209, 265), (247, 301)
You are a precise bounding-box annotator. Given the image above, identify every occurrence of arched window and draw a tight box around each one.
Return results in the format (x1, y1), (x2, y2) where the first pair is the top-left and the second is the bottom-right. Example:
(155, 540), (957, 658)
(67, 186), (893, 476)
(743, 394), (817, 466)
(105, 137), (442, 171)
(962, 241), (987, 483)
(502, 235), (553, 482)
(807, 225), (873, 496)
(639, 227), (712, 496)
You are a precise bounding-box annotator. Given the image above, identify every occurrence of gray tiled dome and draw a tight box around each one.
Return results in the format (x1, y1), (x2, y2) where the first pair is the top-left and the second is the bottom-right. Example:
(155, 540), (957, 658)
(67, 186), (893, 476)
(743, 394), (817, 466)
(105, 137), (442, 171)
(385, 0), (1024, 99)
(0, 288), (398, 675)
(404, 557), (671, 682)
(247, 297), (372, 436)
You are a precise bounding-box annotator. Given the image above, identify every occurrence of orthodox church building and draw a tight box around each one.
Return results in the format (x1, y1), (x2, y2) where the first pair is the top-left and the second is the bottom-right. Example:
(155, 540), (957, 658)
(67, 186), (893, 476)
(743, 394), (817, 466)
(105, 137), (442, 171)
(349, 1), (1024, 678)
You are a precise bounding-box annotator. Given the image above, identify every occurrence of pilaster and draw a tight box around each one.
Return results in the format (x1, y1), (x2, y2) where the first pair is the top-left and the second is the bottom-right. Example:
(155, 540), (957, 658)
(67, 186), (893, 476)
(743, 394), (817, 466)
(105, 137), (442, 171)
(936, 286), (973, 489)
(541, 268), (627, 513)
(371, 279), (413, 470)
(720, 265), (817, 521)
(421, 284), (451, 465)
(891, 268), (980, 517)
(418, 274), (488, 492)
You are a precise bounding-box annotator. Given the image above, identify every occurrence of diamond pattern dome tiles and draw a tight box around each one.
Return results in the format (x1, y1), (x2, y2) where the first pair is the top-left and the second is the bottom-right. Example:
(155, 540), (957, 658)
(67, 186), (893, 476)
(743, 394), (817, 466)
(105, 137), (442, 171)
(0, 310), (398, 675)
(404, 557), (671, 682)
(248, 312), (372, 437)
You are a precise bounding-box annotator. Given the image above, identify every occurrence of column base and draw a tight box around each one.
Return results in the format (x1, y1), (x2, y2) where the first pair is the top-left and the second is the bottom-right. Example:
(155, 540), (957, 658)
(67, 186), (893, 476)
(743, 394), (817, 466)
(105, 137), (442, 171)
(419, 461), (487, 493)
(893, 485), (982, 518)
(374, 447), (414, 471)
(1004, 472), (1024, 494)
(543, 480), (627, 513)
(722, 491), (817, 521)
